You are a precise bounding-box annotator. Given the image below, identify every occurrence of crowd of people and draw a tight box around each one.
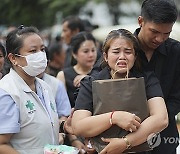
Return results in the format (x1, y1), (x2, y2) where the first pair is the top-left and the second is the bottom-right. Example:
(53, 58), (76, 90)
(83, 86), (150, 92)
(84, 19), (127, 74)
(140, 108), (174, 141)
(0, 0), (179, 154)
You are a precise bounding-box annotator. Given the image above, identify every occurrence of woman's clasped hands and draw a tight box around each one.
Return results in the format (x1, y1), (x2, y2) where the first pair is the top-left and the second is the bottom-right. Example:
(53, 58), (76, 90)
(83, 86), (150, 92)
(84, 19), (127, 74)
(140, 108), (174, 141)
(111, 111), (141, 133)
(99, 111), (141, 154)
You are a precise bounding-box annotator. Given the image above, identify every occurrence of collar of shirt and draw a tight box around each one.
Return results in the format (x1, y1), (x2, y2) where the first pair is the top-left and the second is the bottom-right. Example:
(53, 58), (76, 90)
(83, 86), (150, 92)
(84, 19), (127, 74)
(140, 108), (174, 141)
(35, 80), (46, 107)
(97, 66), (140, 80)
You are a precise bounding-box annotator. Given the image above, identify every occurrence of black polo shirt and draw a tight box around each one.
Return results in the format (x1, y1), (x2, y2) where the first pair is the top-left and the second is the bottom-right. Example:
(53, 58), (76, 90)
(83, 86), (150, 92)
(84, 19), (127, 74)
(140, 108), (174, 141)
(75, 67), (163, 113)
(134, 28), (180, 117)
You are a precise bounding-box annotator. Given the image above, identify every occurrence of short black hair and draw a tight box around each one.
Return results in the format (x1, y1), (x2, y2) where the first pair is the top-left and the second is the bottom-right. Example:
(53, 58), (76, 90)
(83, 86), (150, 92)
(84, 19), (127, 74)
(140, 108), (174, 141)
(6, 26), (39, 55)
(141, 0), (178, 23)
(62, 16), (85, 32)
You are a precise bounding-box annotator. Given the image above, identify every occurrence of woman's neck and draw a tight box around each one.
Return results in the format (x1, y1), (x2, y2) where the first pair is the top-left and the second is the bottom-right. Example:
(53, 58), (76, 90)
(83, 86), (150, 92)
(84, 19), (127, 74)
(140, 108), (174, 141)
(73, 64), (92, 75)
(14, 67), (36, 92)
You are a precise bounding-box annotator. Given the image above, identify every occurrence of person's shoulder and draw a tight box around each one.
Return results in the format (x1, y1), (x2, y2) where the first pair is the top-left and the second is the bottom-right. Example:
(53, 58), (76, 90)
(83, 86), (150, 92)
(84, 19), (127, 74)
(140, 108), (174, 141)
(165, 38), (180, 50)
(166, 38), (180, 44)
(130, 68), (155, 80)
(63, 66), (76, 77)
(143, 71), (156, 78)
(44, 73), (59, 84)
(142, 71), (159, 84)
(0, 88), (18, 110)
(63, 66), (74, 72)
(36, 77), (52, 90)
(131, 69), (157, 83)
(0, 71), (11, 82)
(81, 75), (95, 84)
(88, 67), (111, 81)
(0, 88), (12, 97)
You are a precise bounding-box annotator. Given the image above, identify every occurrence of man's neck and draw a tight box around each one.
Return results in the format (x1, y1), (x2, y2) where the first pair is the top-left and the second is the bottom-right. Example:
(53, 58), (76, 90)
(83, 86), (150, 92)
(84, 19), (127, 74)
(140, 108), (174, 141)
(138, 32), (154, 61)
(49, 61), (62, 70)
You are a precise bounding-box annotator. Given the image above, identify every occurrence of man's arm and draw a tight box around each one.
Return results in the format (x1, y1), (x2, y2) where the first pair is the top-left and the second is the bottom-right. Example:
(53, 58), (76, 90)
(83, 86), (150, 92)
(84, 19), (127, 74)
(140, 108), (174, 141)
(166, 43), (180, 118)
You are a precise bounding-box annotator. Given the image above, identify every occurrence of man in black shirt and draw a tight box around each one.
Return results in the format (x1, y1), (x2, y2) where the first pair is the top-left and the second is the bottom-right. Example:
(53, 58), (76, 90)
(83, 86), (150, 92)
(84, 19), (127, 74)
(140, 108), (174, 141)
(135, 0), (180, 154)
(61, 16), (85, 68)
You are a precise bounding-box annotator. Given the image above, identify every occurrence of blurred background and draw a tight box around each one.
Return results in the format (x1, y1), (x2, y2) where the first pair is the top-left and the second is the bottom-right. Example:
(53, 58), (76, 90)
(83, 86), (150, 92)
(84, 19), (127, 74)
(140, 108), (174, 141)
(0, 0), (179, 42)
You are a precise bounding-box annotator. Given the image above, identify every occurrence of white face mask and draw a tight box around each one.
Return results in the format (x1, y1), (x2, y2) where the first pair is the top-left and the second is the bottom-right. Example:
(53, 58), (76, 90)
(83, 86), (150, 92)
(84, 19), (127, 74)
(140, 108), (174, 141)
(16, 51), (47, 77)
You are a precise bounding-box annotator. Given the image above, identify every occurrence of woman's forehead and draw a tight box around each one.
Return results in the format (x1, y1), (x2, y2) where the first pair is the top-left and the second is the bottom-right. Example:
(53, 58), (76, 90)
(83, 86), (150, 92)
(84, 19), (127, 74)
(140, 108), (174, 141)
(22, 34), (43, 46)
(110, 37), (133, 47)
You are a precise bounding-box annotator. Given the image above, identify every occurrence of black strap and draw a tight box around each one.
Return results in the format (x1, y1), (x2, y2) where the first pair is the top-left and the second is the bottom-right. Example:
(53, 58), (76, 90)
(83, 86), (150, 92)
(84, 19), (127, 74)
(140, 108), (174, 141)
(59, 120), (66, 133)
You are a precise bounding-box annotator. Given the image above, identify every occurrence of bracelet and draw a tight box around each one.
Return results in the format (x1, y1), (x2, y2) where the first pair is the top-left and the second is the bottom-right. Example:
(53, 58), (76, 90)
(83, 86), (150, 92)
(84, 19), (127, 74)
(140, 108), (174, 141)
(59, 120), (66, 133)
(70, 138), (79, 144)
(122, 136), (132, 150)
(110, 111), (115, 125)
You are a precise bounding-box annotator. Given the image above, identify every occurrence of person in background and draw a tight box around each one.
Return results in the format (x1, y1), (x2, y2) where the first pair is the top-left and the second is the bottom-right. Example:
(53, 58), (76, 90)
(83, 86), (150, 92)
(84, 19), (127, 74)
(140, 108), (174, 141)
(0, 43), (6, 79)
(57, 31), (97, 153)
(0, 26), (59, 154)
(61, 16), (85, 68)
(46, 42), (66, 77)
(69, 29), (168, 154)
(57, 31), (97, 108)
(37, 71), (71, 145)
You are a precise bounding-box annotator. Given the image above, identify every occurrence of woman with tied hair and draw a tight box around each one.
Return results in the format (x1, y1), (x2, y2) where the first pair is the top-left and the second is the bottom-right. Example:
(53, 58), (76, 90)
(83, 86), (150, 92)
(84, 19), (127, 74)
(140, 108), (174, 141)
(0, 26), (59, 154)
(64, 29), (168, 154)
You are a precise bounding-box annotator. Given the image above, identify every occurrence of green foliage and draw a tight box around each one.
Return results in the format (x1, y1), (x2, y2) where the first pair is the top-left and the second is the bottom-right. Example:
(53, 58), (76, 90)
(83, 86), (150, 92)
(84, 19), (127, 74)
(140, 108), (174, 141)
(0, 0), (51, 28)
(93, 0), (143, 25)
(93, 0), (123, 25)
(0, 0), (149, 29)
(48, 0), (87, 18)
(0, 0), (87, 29)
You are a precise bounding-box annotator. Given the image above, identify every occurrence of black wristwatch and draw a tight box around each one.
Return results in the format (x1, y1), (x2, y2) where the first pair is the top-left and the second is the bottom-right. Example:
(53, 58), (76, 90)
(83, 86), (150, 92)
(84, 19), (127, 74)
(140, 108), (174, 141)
(59, 120), (66, 133)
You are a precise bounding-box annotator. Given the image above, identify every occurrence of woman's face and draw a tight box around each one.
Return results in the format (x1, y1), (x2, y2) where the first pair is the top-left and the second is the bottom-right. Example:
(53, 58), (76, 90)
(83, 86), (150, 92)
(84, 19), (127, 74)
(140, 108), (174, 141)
(104, 37), (136, 76)
(74, 40), (97, 68)
(0, 49), (4, 72)
(15, 34), (45, 67)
